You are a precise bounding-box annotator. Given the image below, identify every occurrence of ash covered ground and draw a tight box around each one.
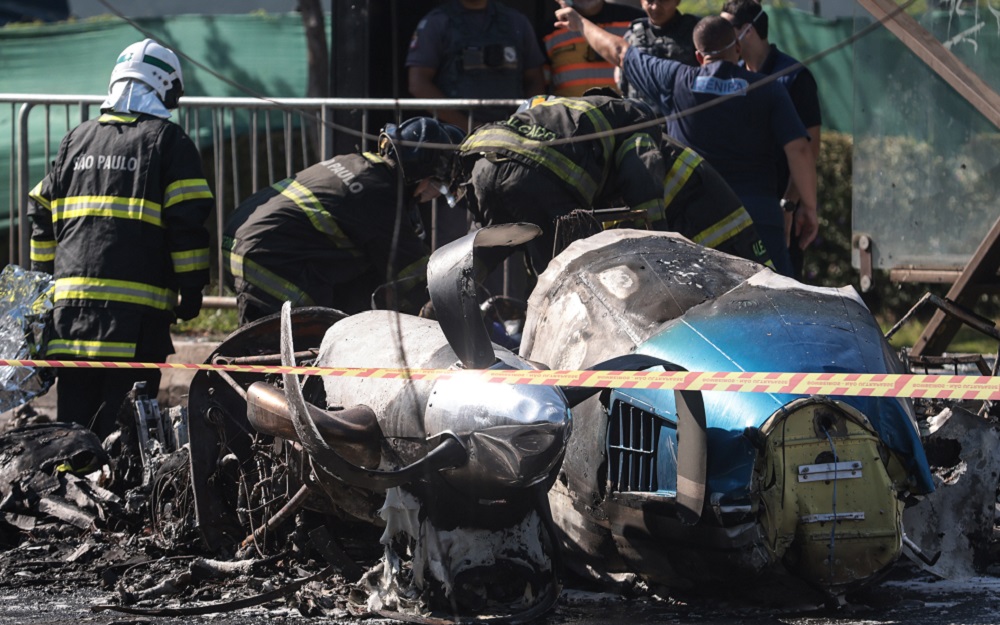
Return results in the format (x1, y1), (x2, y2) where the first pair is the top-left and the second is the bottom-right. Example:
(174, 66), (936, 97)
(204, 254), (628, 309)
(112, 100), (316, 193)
(1, 391), (1000, 625)
(0, 400), (998, 625)
(1, 551), (1000, 625)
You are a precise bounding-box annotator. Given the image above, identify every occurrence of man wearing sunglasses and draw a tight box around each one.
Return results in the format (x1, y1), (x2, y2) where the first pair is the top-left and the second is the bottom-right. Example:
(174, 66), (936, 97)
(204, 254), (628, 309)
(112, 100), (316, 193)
(722, 1), (821, 281)
(554, 2), (817, 278)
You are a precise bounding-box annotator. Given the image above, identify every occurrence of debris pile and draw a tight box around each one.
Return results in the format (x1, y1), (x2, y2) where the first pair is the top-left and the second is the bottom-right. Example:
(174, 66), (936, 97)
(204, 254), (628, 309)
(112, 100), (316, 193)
(1, 230), (1000, 625)
(0, 265), (54, 413)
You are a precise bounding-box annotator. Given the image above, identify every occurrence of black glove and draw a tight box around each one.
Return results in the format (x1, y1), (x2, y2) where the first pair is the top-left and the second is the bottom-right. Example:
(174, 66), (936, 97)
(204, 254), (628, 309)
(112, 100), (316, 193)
(175, 287), (203, 321)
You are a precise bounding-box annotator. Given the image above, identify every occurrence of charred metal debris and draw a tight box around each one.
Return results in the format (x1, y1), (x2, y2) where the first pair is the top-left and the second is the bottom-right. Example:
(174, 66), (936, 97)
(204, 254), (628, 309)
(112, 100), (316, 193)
(0, 229), (999, 623)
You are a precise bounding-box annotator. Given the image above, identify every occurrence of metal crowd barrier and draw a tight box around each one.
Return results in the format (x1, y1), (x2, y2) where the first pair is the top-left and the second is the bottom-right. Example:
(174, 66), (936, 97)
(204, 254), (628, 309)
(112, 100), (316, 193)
(2, 95), (520, 306)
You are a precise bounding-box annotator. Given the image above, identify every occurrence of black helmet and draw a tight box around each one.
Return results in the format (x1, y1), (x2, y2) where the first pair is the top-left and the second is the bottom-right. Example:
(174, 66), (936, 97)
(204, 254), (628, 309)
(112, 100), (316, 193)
(378, 117), (466, 185)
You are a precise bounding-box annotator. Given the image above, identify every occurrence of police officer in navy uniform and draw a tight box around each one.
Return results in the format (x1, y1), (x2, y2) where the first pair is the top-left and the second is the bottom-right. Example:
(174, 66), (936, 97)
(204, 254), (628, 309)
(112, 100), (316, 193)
(28, 39), (212, 438)
(223, 117), (465, 325)
(556, 6), (818, 277)
(406, 0), (547, 129)
(722, 0), (821, 280)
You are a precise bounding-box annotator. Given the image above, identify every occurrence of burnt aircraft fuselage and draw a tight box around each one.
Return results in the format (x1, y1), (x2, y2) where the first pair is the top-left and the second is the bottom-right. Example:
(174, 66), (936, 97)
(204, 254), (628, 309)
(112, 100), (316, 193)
(520, 230), (933, 603)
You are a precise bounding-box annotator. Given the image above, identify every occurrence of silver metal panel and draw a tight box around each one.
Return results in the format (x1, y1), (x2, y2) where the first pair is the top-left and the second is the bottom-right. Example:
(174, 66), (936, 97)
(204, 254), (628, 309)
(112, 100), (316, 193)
(798, 461), (863, 482)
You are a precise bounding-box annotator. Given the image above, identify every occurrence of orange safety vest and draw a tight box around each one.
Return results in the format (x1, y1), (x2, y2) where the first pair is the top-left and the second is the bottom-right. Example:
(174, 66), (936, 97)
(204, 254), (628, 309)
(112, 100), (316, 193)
(544, 21), (632, 97)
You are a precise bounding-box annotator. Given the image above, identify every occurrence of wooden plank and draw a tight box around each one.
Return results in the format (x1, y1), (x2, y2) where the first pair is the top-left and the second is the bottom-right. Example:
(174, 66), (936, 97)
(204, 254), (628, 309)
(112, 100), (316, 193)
(911, 214), (1000, 356)
(888, 269), (961, 284)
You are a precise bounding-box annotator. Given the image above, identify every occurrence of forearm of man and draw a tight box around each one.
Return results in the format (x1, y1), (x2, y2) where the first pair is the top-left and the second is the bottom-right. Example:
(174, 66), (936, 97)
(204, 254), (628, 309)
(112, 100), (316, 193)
(586, 19), (629, 66)
(408, 66), (470, 128)
(784, 136), (819, 248)
(783, 126), (821, 202)
(554, 7), (630, 67)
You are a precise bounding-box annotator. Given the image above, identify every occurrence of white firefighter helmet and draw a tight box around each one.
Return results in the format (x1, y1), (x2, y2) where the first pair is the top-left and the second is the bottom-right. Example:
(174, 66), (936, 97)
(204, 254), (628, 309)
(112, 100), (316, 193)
(109, 39), (184, 109)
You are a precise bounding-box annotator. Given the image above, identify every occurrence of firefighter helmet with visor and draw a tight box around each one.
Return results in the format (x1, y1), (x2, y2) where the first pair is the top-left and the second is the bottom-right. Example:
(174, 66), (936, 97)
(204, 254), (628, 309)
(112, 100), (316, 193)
(109, 39), (185, 109)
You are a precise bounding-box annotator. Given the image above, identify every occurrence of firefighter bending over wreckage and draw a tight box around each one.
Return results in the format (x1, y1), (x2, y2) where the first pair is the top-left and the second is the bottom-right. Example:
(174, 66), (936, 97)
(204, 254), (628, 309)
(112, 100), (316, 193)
(656, 133), (773, 268)
(222, 117), (466, 325)
(458, 92), (666, 273)
(28, 39), (212, 439)
(458, 91), (772, 273)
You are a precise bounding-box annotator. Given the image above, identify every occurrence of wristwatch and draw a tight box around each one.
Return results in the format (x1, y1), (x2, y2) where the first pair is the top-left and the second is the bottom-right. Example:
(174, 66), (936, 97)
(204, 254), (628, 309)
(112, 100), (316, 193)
(780, 199), (799, 213)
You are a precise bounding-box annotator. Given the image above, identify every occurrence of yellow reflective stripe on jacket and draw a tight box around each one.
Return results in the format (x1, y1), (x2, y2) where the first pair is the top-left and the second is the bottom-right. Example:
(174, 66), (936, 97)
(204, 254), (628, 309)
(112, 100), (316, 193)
(692, 207), (755, 250)
(54, 277), (175, 310)
(362, 152), (385, 164)
(164, 178), (213, 208)
(30, 239), (57, 263)
(663, 148), (702, 206)
(272, 178), (358, 252)
(224, 248), (315, 307)
(615, 133), (657, 168)
(171, 248), (210, 273)
(557, 97), (615, 187)
(52, 196), (162, 227)
(98, 113), (139, 123)
(29, 180), (51, 211)
(464, 130), (600, 201)
(46, 338), (137, 359)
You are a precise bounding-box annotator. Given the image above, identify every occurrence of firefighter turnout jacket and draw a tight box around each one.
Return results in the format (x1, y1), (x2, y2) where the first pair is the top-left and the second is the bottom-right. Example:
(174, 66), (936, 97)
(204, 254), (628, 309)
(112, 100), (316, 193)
(658, 136), (773, 268)
(28, 112), (212, 360)
(460, 95), (666, 221)
(222, 152), (430, 319)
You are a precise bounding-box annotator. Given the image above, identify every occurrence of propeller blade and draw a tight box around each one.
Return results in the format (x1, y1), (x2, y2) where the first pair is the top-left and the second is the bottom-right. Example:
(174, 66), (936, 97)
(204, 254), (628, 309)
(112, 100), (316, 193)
(427, 223), (541, 369)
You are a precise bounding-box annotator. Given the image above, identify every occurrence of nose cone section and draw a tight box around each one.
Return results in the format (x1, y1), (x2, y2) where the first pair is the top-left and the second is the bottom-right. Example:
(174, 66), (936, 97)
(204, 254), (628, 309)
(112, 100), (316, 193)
(757, 397), (906, 593)
(424, 375), (572, 501)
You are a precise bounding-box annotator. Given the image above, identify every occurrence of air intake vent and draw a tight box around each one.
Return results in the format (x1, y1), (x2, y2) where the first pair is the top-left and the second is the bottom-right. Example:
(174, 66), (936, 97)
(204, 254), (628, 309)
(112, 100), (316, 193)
(607, 401), (658, 492)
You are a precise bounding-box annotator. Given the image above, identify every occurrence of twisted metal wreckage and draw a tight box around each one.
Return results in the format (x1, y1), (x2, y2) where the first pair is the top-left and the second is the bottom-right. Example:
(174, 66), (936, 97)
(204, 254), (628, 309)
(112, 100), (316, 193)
(1, 226), (999, 622)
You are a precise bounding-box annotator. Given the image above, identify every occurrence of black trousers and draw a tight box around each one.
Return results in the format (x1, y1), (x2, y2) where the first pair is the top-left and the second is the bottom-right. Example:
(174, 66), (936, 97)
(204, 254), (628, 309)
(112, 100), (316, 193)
(57, 366), (162, 440)
(52, 307), (173, 440)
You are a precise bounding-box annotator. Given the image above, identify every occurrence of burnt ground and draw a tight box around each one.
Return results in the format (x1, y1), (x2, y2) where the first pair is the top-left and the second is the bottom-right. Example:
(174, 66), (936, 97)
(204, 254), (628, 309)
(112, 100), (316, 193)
(1, 384), (999, 624)
(1, 564), (1000, 625)
(1, 528), (999, 625)
(0, 424), (999, 625)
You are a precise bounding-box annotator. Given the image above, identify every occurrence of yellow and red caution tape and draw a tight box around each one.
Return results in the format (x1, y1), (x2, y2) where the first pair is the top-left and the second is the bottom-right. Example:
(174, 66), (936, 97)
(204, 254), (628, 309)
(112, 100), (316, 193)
(1, 358), (999, 400)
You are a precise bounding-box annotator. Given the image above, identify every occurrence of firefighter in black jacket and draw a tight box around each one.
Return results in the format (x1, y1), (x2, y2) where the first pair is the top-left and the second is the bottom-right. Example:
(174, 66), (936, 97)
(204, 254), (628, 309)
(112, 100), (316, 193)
(461, 92), (773, 272)
(222, 117), (465, 325)
(458, 93), (667, 272)
(28, 39), (212, 438)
